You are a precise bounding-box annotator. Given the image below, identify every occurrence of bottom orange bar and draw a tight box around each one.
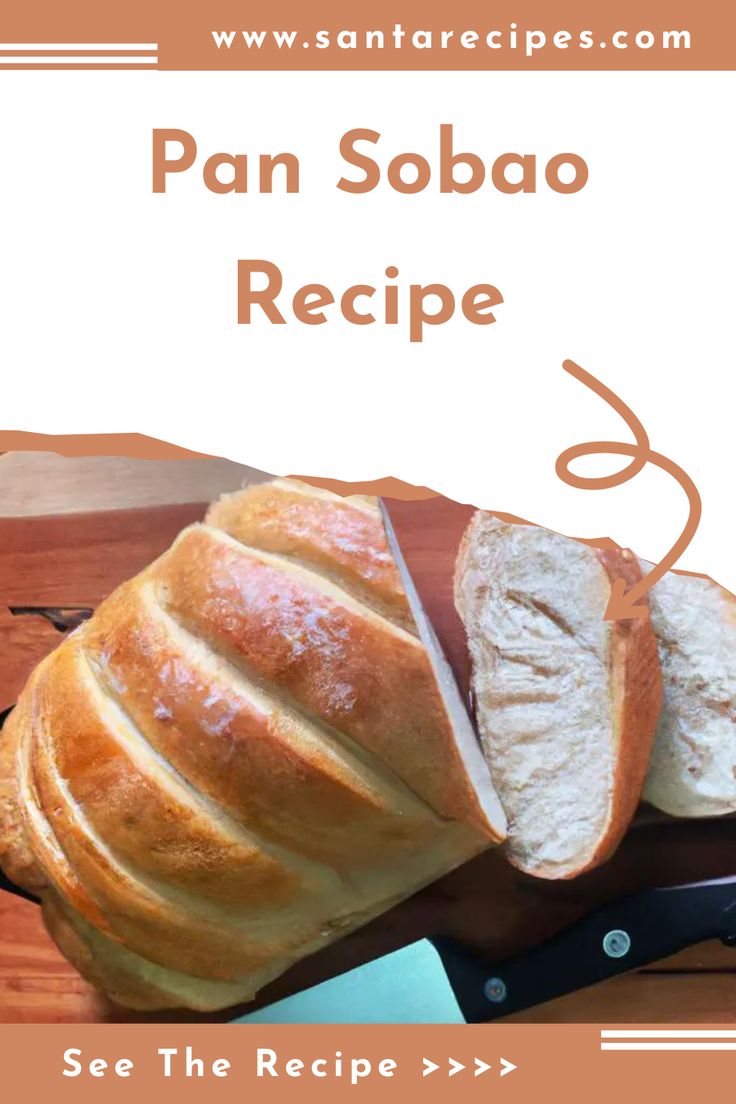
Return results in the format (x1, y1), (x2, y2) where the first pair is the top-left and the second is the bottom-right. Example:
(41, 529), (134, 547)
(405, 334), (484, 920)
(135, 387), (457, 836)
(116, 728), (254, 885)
(0, 1023), (733, 1103)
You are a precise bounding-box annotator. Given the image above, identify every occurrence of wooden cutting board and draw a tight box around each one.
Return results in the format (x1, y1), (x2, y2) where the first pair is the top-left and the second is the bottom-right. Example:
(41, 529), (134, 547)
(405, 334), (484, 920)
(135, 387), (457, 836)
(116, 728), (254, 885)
(1, 495), (736, 1024)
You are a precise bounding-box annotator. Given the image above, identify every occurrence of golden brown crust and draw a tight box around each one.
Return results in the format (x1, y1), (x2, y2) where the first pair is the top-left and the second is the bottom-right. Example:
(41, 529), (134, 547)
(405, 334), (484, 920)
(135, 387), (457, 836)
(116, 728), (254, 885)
(82, 581), (439, 869)
(34, 642), (302, 908)
(0, 695), (46, 893)
(41, 891), (174, 1011)
(153, 524), (486, 827)
(207, 479), (416, 633)
(1, 478), (502, 1009)
(41, 891), (266, 1011)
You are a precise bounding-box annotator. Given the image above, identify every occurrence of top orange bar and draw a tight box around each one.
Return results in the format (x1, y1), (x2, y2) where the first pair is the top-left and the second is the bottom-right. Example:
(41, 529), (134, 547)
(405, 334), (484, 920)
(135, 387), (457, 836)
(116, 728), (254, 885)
(0, 0), (731, 69)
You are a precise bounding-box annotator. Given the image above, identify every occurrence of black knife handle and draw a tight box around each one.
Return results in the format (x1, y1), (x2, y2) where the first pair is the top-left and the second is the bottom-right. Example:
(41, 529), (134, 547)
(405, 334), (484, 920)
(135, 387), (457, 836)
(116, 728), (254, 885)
(432, 879), (736, 1022)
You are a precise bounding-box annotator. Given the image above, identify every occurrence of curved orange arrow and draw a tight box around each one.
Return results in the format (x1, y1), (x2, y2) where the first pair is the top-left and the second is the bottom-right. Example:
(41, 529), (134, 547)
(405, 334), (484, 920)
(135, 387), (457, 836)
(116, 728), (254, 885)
(557, 360), (701, 621)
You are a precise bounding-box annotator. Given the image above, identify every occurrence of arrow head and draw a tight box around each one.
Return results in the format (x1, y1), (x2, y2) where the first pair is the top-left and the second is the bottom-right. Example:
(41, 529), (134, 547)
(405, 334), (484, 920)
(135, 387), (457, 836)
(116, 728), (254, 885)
(448, 1058), (465, 1076)
(604, 576), (649, 622)
(474, 1059), (492, 1077)
(422, 1059), (439, 1077)
(500, 1058), (517, 1077)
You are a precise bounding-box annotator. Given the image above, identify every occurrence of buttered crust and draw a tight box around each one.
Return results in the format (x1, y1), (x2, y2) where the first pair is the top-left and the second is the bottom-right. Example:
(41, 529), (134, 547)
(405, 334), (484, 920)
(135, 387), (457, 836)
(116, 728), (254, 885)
(0, 479), (504, 1010)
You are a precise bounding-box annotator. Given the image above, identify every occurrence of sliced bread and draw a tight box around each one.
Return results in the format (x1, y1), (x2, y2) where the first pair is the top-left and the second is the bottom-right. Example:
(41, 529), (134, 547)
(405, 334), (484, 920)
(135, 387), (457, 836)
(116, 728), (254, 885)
(642, 564), (736, 817)
(454, 513), (662, 879)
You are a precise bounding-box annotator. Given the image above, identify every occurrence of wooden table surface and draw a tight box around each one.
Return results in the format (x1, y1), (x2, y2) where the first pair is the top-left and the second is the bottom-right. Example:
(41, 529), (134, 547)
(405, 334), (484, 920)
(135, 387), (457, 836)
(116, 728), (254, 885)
(1, 453), (736, 1024)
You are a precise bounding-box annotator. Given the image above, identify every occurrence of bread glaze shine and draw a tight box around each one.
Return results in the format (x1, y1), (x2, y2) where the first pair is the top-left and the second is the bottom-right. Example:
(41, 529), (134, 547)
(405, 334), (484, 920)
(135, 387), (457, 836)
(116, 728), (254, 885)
(0, 479), (505, 1011)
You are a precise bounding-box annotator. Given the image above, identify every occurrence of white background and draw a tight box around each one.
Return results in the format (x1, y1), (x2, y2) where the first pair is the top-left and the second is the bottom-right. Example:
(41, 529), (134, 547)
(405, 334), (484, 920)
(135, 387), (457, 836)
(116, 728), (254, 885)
(1, 72), (734, 588)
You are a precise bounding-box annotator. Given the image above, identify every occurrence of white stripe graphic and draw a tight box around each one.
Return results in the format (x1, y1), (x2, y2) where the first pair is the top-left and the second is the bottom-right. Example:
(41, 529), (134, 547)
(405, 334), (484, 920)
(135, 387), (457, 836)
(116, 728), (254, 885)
(601, 1029), (736, 1050)
(0, 43), (157, 50)
(0, 56), (158, 65)
(602, 1030), (736, 1038)
(603, 1042), (736, 1050)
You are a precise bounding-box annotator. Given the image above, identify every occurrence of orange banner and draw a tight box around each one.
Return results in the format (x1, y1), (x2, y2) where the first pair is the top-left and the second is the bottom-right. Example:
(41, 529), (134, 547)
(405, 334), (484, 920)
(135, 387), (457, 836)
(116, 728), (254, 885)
(2, 1023), (736, 1102)
(0, 0), (732, 70)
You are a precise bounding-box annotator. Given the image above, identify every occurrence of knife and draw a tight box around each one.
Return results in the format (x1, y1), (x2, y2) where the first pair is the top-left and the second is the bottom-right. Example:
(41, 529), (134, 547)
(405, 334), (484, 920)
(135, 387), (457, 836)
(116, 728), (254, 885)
(234, 875), (736, 1023)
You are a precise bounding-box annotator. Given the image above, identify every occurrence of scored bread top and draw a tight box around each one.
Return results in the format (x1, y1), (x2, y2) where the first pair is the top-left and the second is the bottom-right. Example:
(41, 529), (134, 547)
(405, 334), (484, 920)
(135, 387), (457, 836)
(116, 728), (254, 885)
(0, 478), (504, 1010)
(454, 512), (662, 880)
(207, 478), (416, 632)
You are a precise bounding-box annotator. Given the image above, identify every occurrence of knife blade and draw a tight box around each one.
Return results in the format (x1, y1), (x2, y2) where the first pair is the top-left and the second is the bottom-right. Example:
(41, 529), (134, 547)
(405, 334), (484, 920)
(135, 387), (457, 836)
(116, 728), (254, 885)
(233, 940), (466, 1024)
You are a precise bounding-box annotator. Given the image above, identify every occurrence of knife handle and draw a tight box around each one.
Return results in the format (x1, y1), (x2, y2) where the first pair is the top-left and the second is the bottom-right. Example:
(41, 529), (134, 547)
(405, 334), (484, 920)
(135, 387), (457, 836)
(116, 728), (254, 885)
(432, 879), (736, 1022)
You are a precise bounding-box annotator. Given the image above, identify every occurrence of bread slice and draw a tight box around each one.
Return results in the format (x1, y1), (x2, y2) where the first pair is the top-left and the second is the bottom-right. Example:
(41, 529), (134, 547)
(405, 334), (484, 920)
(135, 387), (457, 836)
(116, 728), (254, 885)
(454, 513), (662, 879)
(642, 565), (736, 817)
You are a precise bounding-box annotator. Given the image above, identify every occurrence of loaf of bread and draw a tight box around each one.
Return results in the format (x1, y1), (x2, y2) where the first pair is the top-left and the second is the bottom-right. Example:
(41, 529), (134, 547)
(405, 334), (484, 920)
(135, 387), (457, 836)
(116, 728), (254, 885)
(0, 479), (505, 1010)
(641, 564), (736, 817)
(454, 513), (662, 879)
